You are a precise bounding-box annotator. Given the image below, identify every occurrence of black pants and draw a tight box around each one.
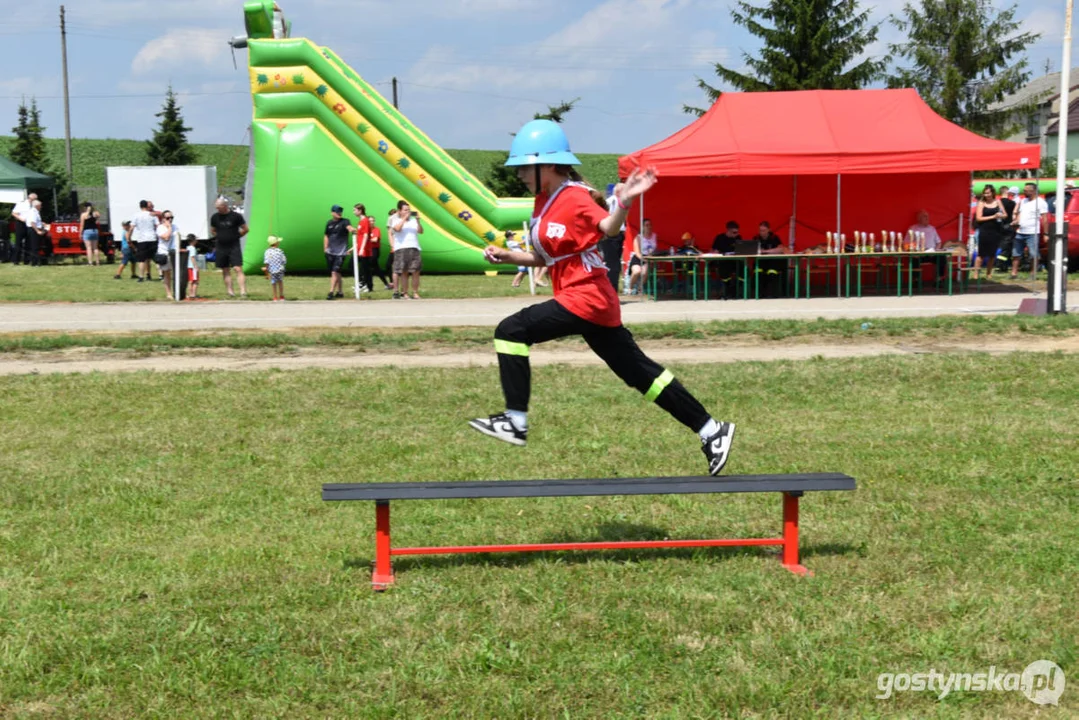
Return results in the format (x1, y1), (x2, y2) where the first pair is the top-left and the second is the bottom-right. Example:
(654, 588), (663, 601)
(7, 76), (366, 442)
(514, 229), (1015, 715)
(362, 248), (390, 289)
(599, 233), (624, 292)
(385, 251), (395, 281)
(758, 258), (788, 298)
(26, 231), (42, 266)
(12, 220), (27, 264)
(494, 299), (711, 432)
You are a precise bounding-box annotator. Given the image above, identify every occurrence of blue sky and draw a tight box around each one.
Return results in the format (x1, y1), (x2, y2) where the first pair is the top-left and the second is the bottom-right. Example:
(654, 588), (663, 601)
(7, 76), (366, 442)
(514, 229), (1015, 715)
(1, 0), (1072, 156)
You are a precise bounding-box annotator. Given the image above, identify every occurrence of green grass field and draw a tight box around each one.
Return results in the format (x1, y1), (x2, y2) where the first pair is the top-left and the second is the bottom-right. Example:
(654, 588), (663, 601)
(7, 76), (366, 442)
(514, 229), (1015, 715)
(1, 353), (1075, 717)
(0, 136), (621, 197)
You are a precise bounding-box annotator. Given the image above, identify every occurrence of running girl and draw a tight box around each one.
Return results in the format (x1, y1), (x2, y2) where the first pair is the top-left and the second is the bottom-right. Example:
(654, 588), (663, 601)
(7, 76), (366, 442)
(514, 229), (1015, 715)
(469, 120), (735, 475)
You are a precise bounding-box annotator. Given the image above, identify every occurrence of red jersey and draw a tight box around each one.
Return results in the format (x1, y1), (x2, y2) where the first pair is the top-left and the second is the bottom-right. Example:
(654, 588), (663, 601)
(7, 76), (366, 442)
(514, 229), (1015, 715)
(532, 183), (620, 327)
(355, 217), (375, 257)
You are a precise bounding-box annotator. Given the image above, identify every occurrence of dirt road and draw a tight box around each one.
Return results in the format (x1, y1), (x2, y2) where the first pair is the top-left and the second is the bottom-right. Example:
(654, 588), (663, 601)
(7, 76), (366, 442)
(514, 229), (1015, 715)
(2, 334), (1075, 376)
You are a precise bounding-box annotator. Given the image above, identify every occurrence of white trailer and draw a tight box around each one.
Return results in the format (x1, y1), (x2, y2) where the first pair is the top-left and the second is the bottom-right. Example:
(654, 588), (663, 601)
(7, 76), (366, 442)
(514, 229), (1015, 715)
(106, 166), (218, 238)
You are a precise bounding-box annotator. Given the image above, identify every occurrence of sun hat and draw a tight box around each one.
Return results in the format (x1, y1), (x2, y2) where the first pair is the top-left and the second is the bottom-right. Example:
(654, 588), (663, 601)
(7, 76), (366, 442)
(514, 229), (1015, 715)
(267, 235), (282, 246)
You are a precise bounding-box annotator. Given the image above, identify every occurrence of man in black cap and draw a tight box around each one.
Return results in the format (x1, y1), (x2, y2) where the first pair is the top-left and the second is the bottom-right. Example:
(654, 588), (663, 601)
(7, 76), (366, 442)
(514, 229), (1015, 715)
(324, 204), (353, 299)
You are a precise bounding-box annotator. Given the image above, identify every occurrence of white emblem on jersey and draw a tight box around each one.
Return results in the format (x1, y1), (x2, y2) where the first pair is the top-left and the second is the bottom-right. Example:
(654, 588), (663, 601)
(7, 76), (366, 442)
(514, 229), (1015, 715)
(546, 222), (566, 239)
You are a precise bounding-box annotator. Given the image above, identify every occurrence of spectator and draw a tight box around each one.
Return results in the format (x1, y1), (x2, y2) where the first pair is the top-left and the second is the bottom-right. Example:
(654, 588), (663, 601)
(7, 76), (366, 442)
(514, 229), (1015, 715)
(262, 235), (287, 301)
(505, 231), (528, 287)
(366, 222), (391, 290)
(711, 221), (742, 298)
(209, 198), (249, 298)
(155, 210), (179, 300)
(675, 232), (700, 255)
(113, 220), (137, 279)
(131, 199), (159, 283)
(184, 234), (200, 299)
(907, 210), (942, 250)
(324, 204), (352, 300)
(24, 200), (47, 267)
(996, 187), (1018, 271)
(1011, 182), (1049, 278)
(907, 210), (947, 278)
(352, 203), (389, 292)
(754, 221), (788, 298)
(349, 203), (372, 292)
(628, 217), (657, 295)
(384, 208), (396, 290)
(711, 221), (742, 253)
(973, 185), (1006, 281)
(601, 183), (627, 293)
(390, 200), (423, 299)
(79, 202), (102, 266)
(9, 192), (36, 264)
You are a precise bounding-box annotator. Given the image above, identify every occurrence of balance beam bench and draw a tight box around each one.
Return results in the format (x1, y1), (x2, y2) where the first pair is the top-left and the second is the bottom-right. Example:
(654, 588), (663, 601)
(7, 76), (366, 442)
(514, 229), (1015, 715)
(322, 473), (856, 590)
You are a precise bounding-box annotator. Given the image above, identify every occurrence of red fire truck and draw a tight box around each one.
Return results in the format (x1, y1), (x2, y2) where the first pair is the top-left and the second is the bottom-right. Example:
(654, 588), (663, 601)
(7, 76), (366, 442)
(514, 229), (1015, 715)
(43, 220), (116, 263)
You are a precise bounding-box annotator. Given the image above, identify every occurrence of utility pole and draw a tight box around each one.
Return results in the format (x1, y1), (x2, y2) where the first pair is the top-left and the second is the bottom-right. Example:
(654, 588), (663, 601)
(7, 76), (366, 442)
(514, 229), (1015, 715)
(392, 77), (398, 109)
(60, 5), (73, 179)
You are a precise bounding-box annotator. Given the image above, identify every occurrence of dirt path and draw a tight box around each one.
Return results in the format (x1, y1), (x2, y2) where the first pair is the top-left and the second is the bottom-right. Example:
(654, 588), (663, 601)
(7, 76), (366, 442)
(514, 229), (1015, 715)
(1, 335), (1076, 376)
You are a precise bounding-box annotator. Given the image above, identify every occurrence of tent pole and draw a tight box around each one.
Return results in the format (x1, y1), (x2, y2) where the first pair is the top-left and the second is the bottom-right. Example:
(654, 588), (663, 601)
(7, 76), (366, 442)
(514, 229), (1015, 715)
(791, 176), (797, 250)
(836, 173), (842, 298)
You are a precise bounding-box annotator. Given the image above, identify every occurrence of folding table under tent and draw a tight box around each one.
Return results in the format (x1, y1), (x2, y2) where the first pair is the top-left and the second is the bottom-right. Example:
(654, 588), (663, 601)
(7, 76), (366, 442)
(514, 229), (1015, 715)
(617, 89), (1040, 260)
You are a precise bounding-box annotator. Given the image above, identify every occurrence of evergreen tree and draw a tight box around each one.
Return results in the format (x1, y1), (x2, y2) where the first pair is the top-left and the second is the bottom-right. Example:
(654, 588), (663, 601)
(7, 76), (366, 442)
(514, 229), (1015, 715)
(487, 99), (580, 197)
(687, 0), (887, 115)
(888, 0), (1038, 137)
(145, 87), (196, 165)
(8, 99), (71, 220)
(9, 99), (49, 172)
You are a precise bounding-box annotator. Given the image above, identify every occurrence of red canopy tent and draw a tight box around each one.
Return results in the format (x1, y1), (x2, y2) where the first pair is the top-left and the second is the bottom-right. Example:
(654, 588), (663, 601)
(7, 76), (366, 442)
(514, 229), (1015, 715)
(618, 89), (1039, 252)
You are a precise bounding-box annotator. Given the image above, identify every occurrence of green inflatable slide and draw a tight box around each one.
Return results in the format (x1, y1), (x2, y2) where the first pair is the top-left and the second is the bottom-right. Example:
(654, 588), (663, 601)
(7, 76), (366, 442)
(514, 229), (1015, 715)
(240, 1), (532, 273)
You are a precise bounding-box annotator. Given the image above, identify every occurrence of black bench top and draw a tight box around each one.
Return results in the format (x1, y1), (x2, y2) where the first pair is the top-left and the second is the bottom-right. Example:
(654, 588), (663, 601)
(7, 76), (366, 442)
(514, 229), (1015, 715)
(323, 473), (855, 501)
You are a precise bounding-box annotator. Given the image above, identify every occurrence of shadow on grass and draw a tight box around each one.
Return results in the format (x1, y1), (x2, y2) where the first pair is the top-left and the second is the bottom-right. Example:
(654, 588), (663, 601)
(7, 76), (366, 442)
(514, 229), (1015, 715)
(343, 520), (861, 575)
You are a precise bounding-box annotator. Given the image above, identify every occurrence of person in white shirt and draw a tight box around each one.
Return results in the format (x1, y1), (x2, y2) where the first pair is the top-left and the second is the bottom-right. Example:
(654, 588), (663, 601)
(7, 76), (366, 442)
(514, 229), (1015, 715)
(628, 217), (658, 295)
(23, 200), (46, 267)
(908, 210), (946, 276)
(131, 199), (160, 283)
(908, 210), (943, 250)
(9, 192), (36, 264)
(155, 211), (180, 300)
(1010, 182), (1048, 278)
(389, 200), (423, 299)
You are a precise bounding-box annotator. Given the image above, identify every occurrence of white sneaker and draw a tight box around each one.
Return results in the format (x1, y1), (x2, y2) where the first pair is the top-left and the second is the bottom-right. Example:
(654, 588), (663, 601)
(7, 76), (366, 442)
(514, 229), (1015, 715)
(701, 422), (735, 476)
(468, 412), (527, 446)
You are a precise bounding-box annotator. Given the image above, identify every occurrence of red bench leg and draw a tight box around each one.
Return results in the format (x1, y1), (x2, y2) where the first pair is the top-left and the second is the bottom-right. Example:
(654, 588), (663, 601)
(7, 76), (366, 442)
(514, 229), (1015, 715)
(782, 492), (811, 576)
(372, 500), (396, 590)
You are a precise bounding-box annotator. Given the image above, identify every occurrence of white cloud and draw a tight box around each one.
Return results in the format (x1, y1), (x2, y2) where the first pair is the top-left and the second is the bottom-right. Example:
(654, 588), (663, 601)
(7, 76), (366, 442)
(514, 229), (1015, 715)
(407, 0), (702, 95)
(131, 29), (230, 75)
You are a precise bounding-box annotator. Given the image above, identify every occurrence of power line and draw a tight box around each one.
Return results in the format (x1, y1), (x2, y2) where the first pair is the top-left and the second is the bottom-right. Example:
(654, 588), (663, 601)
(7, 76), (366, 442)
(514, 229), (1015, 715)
(0, 91), (249, 100)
